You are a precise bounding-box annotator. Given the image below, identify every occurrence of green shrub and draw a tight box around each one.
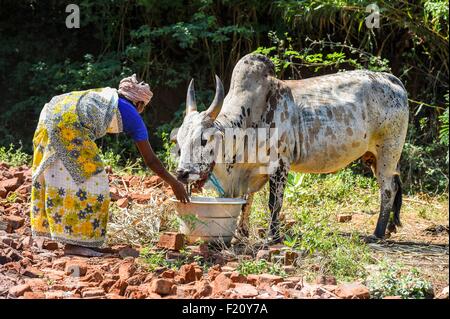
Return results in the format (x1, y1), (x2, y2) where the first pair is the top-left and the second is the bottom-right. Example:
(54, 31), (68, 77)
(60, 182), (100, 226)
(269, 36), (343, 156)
(0, 144), (31, 166)
(237, 259), (286, 277)
(368, 262), (434, 299)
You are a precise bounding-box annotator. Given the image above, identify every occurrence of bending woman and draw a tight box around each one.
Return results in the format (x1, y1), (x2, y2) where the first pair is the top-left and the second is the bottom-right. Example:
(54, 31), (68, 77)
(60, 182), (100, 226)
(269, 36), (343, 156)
(30, 74), (189, 256)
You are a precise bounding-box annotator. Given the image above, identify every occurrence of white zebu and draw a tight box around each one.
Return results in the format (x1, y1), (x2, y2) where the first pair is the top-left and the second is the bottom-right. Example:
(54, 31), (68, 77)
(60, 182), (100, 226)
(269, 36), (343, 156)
(175, 53), (409, 243)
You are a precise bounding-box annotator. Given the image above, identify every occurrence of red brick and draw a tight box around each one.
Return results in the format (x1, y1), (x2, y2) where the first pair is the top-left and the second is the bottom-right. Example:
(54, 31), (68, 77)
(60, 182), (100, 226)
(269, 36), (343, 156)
(0, 177), (21, 192)
(9, 284), (31, 297)
(230, 271), (247, 283)
(157, 232), (185, 251)
(258, 274), (283, 285)
(23, 291), (46, 299)
(118, 261), (137, 280)
(82, 288), (105, 298)
(116, 197), (129, 208)
(212, 273), (234, 296)
(335, 283), (370, 299)
(150, 278), (174, 295)
(233, 283), (258, 298)
(178, 263), (196, 283)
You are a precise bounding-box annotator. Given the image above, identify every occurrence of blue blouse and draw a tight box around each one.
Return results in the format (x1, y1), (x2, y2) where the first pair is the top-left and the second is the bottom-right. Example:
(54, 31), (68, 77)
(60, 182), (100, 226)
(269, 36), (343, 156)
(117, 97), (149, 142)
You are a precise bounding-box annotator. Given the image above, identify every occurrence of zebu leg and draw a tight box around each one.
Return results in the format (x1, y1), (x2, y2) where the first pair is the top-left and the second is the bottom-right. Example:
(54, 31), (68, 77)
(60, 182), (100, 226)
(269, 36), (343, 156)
(268, 161), (289, 243)
(231, 193), (254, 245)
(373, 142), (403, 239)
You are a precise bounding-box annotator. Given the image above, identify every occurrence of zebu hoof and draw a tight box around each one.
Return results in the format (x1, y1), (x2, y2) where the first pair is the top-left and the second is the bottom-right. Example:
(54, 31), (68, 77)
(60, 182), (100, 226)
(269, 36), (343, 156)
(366, 234), (385, 243)
(387, 223), (397, 235)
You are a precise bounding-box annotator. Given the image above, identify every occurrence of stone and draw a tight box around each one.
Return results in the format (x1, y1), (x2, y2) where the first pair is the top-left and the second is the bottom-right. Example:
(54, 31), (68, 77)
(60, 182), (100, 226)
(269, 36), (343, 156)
(116, 197), (129, 208)
(335, 283), (370, 299)
(246, 274), (260, 286)
(3, 215), (25, 230)
(126, 274), (145, 286)
(232, 283), (258, 298)
(83, 270), (104, 283)
(157, 232), (184, 251)
(337, 214), (352, 223)
(0, 220), (12, 233)
(150, 278), (174, 295)
(100, 279), (116, 292)
(129, 193), (152, 204)
(230, 271), (247, 283)
(0, 177), (21, 192)
(0, 187), (7, 198)
(109, 187), (120, 201)
(45, 291), (66, 299)
(161, 269), (176, 279)
(65, 260), (88, 277)
(118, 246), (139, 259)
(258, 274), (283, 285)
(9, 283), (31, 297)
(23, 291), (46, 299)
(109, 279), (128, 296)
(177, 285), (196, 299)
(178, 263), (197, 283)
(82, 288), (106, 298)
(212, 273), (234, 296)
(383, 296), (402, 299)
(23, 266), (44, 278)
(118, 261), (137, 280)
(193, 280), (213, 298)
(40, 239), (59, 250)
(435, 286), (449, 299)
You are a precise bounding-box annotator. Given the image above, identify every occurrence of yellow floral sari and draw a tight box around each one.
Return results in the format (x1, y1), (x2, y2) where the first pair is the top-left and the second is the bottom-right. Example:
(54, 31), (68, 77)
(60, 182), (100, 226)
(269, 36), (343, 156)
(30, 88), (122, 247)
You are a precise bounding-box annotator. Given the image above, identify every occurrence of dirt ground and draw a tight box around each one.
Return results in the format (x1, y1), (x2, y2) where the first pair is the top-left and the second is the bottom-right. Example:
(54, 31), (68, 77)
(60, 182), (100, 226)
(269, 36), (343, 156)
(1, 162), (448, 299)
(336, 195), (449, 293)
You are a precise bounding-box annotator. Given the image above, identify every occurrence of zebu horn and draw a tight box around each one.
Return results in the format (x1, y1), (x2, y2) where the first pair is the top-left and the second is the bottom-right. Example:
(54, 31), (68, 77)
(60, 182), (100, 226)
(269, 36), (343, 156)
(205, 75), (224, 120)
(186, 79), (197, 114)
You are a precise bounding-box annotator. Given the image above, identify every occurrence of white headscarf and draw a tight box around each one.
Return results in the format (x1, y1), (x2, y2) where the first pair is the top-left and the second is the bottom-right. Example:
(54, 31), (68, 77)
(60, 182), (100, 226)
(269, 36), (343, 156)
(118, 74), (153, 107)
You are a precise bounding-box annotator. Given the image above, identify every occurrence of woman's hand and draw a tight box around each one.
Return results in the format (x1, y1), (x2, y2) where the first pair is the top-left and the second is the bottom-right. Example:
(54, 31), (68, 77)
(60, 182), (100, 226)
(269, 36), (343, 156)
(170, 180), (190, 203)
(134, 140), (190, 203)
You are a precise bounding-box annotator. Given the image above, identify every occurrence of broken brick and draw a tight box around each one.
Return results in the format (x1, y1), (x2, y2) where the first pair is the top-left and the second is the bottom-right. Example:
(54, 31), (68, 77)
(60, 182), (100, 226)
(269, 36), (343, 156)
(157, 232), (184, 251)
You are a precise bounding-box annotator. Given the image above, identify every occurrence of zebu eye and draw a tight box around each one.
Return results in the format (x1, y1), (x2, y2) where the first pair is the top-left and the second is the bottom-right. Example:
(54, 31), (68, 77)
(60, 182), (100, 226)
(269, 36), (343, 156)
(201, 137), (207, 147)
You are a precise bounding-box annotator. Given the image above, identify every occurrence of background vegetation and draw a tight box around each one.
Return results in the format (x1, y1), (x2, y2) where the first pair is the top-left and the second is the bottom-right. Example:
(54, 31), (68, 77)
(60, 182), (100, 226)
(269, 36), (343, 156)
(0, 0), (448, 193)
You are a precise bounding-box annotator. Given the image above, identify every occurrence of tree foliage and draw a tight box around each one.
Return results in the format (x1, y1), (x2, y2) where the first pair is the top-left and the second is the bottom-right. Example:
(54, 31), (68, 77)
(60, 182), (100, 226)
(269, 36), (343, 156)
(0, 0), (448, 192)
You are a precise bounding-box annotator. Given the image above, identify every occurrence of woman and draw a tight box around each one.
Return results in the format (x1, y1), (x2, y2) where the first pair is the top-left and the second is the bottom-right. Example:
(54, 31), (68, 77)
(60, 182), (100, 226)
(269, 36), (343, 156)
(30, 74), (189, 257)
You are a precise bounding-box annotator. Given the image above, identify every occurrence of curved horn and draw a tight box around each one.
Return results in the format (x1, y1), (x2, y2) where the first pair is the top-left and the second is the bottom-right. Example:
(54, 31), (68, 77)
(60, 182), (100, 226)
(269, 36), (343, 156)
(205, 75), (224, 120)
(186, 79), (197, 114)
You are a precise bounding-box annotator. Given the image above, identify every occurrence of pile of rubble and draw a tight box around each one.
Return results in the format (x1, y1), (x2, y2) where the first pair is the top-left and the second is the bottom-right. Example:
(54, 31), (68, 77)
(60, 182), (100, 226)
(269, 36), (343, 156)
(1, 161), (447, 299)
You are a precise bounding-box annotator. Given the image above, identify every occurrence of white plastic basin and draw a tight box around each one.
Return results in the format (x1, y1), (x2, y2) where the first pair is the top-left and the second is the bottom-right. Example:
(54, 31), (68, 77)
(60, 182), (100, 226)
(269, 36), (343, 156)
(169, 196), (246, 244)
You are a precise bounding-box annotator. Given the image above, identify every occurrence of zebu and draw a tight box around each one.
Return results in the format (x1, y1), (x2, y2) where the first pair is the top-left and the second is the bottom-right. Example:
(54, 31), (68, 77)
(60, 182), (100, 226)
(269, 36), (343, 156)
(175, 54), (409, 243)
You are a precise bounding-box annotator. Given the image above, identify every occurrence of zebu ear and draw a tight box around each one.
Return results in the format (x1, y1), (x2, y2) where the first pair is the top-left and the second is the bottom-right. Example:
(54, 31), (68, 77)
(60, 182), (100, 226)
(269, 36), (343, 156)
(205, 75), (224, 120)
(186, 79), (197, 114)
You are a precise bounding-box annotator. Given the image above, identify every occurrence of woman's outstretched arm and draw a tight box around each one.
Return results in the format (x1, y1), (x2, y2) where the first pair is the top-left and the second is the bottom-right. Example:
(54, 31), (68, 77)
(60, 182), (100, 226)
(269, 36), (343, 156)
(135, 140), (190, 203)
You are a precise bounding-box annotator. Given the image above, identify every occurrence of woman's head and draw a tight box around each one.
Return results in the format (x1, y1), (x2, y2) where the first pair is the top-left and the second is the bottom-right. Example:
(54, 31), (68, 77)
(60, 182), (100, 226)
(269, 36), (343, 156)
(118, 74), (153, 113)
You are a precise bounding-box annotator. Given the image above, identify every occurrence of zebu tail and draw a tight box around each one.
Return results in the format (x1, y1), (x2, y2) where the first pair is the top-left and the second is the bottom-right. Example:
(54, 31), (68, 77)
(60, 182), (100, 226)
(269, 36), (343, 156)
(392, 174), (402, 227)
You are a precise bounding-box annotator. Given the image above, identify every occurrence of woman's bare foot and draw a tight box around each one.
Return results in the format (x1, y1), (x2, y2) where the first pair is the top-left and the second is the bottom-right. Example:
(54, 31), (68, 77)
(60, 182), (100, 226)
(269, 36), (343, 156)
(64, 244), (108, 257)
